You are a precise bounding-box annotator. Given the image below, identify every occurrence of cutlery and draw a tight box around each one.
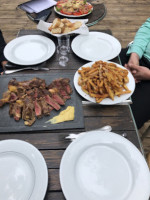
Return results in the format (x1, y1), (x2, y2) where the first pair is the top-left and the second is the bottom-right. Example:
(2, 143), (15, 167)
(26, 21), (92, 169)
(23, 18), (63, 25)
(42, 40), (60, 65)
(122, 132), (127, 138)
(65, 125), (112, 141)
(4, 66), (49, 74)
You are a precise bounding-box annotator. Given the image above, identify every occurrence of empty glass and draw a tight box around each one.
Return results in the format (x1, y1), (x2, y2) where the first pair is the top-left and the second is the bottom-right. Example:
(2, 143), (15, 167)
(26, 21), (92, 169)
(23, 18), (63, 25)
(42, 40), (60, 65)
(57, 35), (70, 67)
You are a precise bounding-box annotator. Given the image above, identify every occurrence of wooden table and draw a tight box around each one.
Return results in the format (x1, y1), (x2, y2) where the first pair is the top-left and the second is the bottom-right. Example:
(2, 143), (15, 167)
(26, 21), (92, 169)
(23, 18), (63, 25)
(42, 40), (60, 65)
(0, 29), (144, 200)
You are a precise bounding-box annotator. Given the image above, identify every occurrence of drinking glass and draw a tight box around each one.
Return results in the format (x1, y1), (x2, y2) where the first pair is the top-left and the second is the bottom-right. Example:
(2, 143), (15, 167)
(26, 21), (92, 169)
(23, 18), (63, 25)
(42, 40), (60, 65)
(57, 35), (70, 67)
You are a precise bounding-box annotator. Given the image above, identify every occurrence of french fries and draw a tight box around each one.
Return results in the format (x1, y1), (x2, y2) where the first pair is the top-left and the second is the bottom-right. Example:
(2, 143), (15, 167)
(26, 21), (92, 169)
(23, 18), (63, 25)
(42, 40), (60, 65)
(48, 18), (82, 34)
(78, 60), (131, 103)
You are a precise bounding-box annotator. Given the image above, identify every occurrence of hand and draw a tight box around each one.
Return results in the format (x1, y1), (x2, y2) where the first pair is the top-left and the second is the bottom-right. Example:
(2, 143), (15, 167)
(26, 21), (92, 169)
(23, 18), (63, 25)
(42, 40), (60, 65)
(127, 52), (140, 66)
(1, 60), (7, 69)
(126, 64), (150, 82)
(0, 61), (7, 75)
(125, 53), (140, 73)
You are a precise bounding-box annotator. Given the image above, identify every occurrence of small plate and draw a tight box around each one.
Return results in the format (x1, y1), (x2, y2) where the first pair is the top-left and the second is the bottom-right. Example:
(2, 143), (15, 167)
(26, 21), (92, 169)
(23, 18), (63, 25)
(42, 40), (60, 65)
(71, 32), (121, 61)
(54, 3), (93, 18)
(4, 35), (55, 65)
(74, 61), (135, 105)
(0, 139), (48, 200)
(60, 131), (150, 200)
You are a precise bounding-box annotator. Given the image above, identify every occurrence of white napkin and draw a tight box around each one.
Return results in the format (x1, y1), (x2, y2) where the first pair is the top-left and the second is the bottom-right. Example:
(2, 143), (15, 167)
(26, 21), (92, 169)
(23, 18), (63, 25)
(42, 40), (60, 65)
(20, 0), (57, 13)
(37, 19), (89, 37)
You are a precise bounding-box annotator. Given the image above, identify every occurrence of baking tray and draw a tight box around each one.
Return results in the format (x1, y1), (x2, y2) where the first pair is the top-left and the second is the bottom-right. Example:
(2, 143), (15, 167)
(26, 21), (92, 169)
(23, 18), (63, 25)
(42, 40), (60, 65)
(0, 73), (84, 133)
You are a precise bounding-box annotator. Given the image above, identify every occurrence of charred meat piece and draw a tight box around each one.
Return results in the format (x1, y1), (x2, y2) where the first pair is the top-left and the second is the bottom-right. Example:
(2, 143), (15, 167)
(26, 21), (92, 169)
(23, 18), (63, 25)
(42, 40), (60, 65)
(29, 77), (46, 89)
(48, 78), (72, 101)
(8, 79), (19, 88)
(51, 93), (65, 105)
(39, 97), (53, 116)
(9, 102), (22, 121)
(34, 99), (42, 118)
(50, 78), (72, 93)
(0, 91), (11, 107)
(26, 89), (35, 98)
(9, 77), (46, 90)
(9, 92), (18, 103)
(45, 95), (60, 110)
(17, 86), (26, 98)
(22, 96), (35, 126)
(59, 78), (73, 94)
(34, 87), (45, 99)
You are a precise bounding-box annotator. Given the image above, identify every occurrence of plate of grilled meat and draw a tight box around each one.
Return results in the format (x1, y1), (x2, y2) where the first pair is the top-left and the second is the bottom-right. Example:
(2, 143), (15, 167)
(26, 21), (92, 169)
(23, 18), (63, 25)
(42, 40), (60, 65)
(0, 74), (84, 132)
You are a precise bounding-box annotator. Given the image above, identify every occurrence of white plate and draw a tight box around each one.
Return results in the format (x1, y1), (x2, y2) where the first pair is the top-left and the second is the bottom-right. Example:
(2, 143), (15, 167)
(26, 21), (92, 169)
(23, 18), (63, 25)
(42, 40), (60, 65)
(54, 4), (93, 18)
(74, 61), (135, 105)
(4, 35), (55, 65)
(71, 32), (121, 61)
(0, 139), (48, 200)
(60, 131), (150, 200)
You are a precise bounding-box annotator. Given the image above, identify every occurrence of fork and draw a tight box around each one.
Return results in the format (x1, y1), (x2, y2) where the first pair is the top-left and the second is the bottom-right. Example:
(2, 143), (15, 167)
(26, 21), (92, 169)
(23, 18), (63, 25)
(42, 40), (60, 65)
(65, 125), (112, 141)
(4, 66), (50, 74)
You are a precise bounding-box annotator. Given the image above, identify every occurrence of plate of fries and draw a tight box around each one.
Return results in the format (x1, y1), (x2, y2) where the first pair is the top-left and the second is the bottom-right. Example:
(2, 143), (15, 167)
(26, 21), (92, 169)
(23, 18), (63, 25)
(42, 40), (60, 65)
(74, 60), (135, 105)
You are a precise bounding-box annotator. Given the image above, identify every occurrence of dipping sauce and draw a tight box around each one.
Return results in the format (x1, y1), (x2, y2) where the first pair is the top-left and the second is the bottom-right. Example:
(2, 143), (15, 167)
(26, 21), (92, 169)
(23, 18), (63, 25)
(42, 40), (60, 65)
(46, 106), (75, 124)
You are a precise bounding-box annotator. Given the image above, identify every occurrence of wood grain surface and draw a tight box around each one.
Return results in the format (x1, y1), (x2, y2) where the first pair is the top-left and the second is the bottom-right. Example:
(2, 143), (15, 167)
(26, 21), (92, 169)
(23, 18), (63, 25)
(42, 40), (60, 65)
(1, 0), (150, 48)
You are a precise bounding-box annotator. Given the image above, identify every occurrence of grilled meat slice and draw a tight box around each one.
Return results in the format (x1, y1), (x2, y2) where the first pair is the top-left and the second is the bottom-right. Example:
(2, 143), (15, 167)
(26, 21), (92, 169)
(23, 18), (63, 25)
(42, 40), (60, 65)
(39, 97), (53, 116)
(17, 86), (26, 98)
(9, 102), (22, 121)
(8, 79), (19, 87)
(34, 99), (42, 118)
(9, 92), (18, 103)
(28, 77), (46, 89)
(8, 77), (46, 90)
(24, 118), (36, 126)
(48, 78), (72, 100)
(51, 93), (65, 105)
(59, 78), (73, 94)
(0, 91), (11, 107)
(22, 96), (35, 126)
(45, 95), (61, 110)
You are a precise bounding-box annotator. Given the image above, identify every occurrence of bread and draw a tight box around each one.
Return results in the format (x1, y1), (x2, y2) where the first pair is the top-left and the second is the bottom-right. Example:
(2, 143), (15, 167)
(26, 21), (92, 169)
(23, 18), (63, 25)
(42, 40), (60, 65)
(52, 18), (61, 28)
(49, 18), (83, 34)
(51, 28), (62, 34)
(63, 27), (72, 33)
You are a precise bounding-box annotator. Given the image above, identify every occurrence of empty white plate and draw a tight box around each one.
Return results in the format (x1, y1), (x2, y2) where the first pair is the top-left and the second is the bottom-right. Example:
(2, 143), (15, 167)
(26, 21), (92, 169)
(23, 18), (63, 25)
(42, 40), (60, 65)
(71, 32), (121, 61)
(0, 139), (48, 200)
(60, 131), (150, 200)
(4, 35), (55, 65)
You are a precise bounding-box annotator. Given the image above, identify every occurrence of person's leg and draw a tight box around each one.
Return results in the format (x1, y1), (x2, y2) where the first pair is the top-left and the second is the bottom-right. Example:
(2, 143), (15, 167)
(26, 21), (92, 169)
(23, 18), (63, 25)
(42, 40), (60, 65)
(131, 57), (150, 129)
(120, 48), (150, 129)
(131, 80), (150, 129)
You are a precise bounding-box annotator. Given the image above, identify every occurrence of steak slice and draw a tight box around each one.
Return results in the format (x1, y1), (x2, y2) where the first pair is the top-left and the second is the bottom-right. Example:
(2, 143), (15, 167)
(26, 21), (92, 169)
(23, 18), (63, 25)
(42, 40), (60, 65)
(0, 91), (11, 107)
(34, 99), (42, 118)
(45, 95), (60, 110)
(22, 96), (36, 126)
(51, 93), (65, 105)
(39, 97), (53, 115)
(9, 92), (18, 103)
(9, 102), (22, 121)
